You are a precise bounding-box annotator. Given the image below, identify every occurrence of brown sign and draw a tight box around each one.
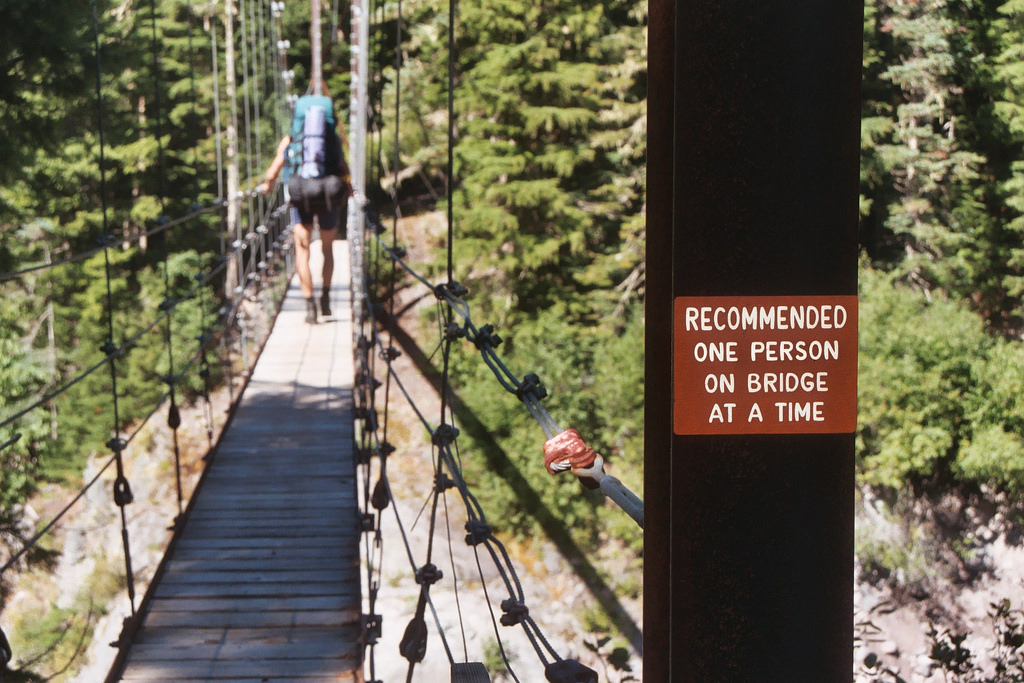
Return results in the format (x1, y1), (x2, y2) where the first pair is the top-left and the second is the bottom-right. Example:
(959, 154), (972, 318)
(674, 295), (858, 435)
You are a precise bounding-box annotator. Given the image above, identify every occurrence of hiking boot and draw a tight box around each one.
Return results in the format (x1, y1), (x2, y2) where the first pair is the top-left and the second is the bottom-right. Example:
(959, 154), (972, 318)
(305, 297), (317, 324)
(320, 293), (332, 318)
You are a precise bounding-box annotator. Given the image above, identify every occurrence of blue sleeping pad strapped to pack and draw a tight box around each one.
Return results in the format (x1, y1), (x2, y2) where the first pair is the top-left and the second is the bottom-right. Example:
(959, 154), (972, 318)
(301, 104), (328, 178)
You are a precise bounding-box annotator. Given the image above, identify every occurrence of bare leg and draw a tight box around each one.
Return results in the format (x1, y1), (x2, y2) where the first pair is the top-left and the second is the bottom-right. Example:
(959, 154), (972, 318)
(293, 222), (314, 299)
(318, 227), (336, 316)
(320, 227), (336, 294)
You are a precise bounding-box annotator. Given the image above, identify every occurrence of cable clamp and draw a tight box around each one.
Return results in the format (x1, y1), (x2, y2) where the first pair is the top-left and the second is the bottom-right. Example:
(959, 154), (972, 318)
(434, 471), (454, 493)
(399, 614), (428, 663)
(448, 280), (469, 298)
(106, 437), (127, 454)
(471, 324), (502, 350)
(379, 347), (401, 362)
(464, 519), (490, 546)
(443, 321), (465, 342)
(113, 474), (134, 507)
(416, 563), (443, 586)
(371, 478), (390, 511)
(356, 448), (372, 466)
(158, 297), (178, 312)
(361, 613), (382, 644)
(435, 280), (469, 302)
(167, 403), (181, 430)
(99, 340), (121, 358)
(380, 441), (396, 457)
(360, 512), (376, 533)
(499, 598), (529, 626)
(432, 424), (460, 447)
(515, 373), (548, 401)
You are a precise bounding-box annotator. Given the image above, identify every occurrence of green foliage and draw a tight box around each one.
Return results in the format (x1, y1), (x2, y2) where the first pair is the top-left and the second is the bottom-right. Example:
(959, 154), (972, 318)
(0, 1), (95, 191)
(858, 262), (1024, 493)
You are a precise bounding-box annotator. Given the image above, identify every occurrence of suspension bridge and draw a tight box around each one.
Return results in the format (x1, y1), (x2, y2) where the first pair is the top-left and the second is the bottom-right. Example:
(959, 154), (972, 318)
(0, 1), (645, 681)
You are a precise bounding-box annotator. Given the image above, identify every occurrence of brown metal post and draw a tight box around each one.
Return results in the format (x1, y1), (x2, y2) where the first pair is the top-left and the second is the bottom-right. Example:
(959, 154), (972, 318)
(645, 1), (863, 680)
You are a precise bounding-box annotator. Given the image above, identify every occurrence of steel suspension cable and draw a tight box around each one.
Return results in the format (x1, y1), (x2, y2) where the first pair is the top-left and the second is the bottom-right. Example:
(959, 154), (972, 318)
(210, 0), (226, 203)
(91, 0), (137, 620)
(445, 0), (456, 283)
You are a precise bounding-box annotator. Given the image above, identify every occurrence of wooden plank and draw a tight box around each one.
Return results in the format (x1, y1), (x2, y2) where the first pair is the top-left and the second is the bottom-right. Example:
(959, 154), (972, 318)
(152, 580), (359, 598)
(145, 594), (358, 612)
(165, 556), (354, 572)
(159, 546), (356, 563)
(120, 663), (359, 682)
(131, 626), (358, 647)
(126, 635), (360, 662)
(141, 606), (361, 629)
(154, 567), (357, 584)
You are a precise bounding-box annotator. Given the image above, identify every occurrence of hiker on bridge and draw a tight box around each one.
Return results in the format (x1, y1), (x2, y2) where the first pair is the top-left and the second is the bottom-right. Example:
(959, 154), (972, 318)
(259, 93), (350, 324)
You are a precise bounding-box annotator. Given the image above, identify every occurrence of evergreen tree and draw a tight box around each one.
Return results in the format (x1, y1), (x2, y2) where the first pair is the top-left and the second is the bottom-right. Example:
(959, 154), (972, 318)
(451, 0), (645, 323)
(870, 0), (986, 292)
(992, 0), (1024, 312)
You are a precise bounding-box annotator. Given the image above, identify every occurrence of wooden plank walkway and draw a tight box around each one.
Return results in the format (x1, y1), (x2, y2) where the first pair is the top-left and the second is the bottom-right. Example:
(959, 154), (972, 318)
(113, 240), (362, 682)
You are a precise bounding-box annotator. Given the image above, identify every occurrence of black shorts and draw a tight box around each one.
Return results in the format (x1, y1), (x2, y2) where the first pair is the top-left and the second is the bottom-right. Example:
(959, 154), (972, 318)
(290, 204), (341, 231)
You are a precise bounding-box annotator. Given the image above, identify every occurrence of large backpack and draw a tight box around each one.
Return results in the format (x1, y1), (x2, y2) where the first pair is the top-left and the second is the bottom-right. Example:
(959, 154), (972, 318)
(286, 94), (348, 213)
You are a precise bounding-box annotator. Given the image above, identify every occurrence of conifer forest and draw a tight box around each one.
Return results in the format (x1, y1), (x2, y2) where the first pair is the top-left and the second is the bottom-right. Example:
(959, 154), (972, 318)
(5, 0), (1024, 679)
